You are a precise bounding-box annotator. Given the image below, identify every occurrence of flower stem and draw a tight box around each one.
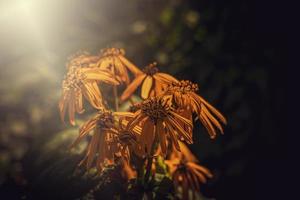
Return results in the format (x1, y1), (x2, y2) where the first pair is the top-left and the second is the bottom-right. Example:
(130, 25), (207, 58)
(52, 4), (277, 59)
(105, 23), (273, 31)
(113, 85), (119, 111)
(144, 125), (158, 184)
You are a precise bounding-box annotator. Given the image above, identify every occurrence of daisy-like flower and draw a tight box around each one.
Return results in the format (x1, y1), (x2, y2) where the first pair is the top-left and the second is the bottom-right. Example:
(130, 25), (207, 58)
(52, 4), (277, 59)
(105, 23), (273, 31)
(59, 67), (119, 125)
(166, 142), (213, 200)
(120, 62), (178, 101)
(165, 80), (227, 139)
(110, 125), (138, 163)
(127, 96), (193, 156)
(72, 109), (116, 170)
(111, 124), (140, 179)
(118, 116), (146, 158)
(96, 48), (142, 84)
(71, 109), (137, 170)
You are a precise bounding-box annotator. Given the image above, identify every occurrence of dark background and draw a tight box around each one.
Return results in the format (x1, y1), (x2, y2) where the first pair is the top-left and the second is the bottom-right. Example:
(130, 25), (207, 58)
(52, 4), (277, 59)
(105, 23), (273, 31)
(0, 0), (289, 199)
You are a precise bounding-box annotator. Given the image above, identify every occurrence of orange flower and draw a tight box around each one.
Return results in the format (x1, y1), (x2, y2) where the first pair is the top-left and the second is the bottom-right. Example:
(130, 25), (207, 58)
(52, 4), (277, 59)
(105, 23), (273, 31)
(166, 142), (213, 200)
(120, 62), (178, 101)
(166, 80), (227, 138)
(58, 67), (119, 125)
(71, 109), (137, 170)
(96, 48), (142, 84)
(170, 160), (212, 200)
(127, 96), (193, 156)
(111, 125), (139, 163)
(73, 109), (116, 170)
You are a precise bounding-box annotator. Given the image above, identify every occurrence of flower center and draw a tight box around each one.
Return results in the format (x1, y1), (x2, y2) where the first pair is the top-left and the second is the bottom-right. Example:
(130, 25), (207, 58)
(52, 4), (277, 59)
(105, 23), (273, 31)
(143, 62), (159, 76)
(100, 48), (125, 57)
(62, 68), (86, 92)
(169, 80), (199, 93)
(67, 51), (94, 68)
(141, 97), (170, 123)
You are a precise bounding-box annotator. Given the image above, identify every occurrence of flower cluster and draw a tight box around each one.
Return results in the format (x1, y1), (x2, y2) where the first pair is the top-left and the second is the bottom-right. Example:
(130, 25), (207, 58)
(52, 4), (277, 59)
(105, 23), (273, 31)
(59, 48), (227, 199)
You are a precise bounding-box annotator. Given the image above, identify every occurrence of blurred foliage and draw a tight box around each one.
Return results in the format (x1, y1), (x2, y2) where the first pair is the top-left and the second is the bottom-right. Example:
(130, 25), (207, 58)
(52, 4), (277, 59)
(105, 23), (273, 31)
(0, 0), (286, 199)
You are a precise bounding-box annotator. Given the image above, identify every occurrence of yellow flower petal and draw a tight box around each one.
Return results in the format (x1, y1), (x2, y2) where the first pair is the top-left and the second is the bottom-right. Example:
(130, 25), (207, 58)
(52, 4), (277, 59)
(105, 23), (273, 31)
(165, 122), (180, 151)
(140, 118), (155, 154)
(193, 93), (227, 124)
(68, 91), (76, 126)
(85, 70), (119, 85)
(141, 76), (153, 99)
(154, 72), (178, 83)
(120, 74), (146, 101)
(75, 92), (85, 114)
(118, 55), (143, 76)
